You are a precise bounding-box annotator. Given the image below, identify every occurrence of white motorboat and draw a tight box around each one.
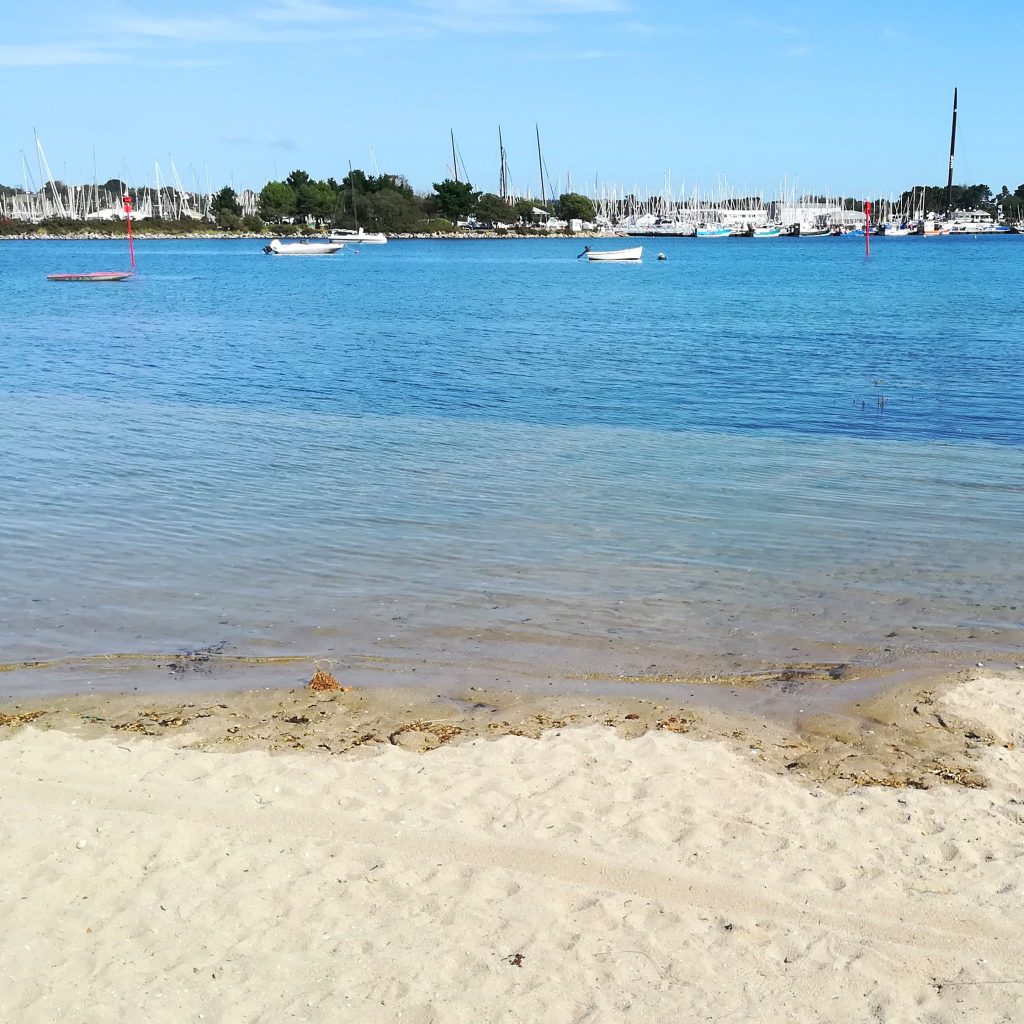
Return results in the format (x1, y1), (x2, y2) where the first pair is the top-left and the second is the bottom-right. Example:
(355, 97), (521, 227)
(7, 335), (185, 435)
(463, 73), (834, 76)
(263, 238), (345, 256)
(580, 245), (643, 262)
(328, 228), (388, 245)
(695, 225), (731, 238)
(752, 226), (782, 238)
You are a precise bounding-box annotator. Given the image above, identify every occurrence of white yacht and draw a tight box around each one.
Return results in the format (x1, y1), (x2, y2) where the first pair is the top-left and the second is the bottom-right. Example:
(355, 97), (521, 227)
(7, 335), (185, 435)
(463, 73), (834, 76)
(945, 209), (1011, 234)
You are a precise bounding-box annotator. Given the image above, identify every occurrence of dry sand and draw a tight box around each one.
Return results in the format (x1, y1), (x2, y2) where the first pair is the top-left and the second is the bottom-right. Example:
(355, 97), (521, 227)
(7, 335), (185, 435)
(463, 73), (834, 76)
(2, 671), (1023, 1023)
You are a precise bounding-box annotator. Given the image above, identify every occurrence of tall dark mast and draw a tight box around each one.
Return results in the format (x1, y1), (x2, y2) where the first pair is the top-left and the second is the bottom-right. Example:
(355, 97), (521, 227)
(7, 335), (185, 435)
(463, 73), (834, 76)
(498, 126), (507, 201)
(946, 87), (958, 219)
(536, 124), (546, 206)
(451, 129), (459, 184)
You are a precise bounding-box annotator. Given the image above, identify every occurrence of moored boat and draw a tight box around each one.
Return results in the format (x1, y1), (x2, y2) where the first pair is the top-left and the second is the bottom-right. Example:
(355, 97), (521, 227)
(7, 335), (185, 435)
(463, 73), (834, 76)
(263, 239), (345, 256)
(695, 225), (731, 238)
(752, 226), (782, 238)
(47, 270), (133, 282)
(946, 210), (1011, 234)
(580, 245), (643, 262)
(328, 228), (387, 245)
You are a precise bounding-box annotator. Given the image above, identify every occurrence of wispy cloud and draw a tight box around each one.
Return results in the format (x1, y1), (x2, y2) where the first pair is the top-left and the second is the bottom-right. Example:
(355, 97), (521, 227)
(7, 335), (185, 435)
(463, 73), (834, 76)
(105, 13), (319, 45)
(413, 0), (627, 13)
(410, 0), (626, 33)
(617, 20), (655, 34)
(0, 43), (130, 66)
(529, 46), (625, 61)
(5, 0), (625, 68)
(252, 0), (368, 22)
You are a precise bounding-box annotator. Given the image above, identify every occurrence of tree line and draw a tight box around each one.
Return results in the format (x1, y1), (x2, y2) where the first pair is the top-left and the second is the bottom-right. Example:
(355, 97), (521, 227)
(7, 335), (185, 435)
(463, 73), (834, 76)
(0, 168), (597, 234)
(895, 183), (1024, 218)
(247, 169), (597, 232)
(4, 169), (1023, 233)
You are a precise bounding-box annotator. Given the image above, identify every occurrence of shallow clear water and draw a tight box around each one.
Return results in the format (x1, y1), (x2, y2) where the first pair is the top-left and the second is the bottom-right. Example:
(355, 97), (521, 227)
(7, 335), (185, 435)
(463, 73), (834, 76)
(1, 236), (1022, 697)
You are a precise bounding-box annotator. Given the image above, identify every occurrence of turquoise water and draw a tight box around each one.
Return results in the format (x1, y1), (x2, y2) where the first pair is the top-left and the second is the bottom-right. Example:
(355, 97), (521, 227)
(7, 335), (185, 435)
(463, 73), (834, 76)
(1, 236), (1022, 696)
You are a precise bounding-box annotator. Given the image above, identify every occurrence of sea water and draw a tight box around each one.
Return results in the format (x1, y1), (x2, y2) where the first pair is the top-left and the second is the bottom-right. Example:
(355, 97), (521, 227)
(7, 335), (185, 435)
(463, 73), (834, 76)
(1, 236), (1021, 697)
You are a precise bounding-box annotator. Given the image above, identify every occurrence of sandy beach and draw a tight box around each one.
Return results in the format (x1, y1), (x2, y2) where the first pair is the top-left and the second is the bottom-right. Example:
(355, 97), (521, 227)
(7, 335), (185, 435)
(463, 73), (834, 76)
(2, 669), (1023, 1022)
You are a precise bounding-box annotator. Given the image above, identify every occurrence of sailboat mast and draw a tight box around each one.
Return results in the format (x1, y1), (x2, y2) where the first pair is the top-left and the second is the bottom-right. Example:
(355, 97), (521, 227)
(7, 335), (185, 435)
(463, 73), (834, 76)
(349, 159), (359, 229)
(536, 124), (546, 206)
(450, 129), (459, 184)
(498, 126), (506, 201)
(946, 87), (958, 219)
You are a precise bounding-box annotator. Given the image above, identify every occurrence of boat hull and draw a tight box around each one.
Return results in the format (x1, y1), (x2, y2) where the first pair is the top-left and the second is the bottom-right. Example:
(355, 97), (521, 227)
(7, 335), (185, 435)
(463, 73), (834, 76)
(47, 271), (133, 282)
(264, 240), (345, 256)
(584, 246), (643, 262)
(328, 231), (387, 245)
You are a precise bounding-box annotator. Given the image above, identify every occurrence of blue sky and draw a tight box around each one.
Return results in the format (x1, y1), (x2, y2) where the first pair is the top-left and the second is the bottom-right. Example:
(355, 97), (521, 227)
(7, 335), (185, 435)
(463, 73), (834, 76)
(2, 1), (1023, 198)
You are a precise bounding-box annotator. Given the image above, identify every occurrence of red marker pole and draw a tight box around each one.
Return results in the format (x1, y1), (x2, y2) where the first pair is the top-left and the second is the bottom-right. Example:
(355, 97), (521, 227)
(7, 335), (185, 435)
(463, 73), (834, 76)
(864, 199), (872, 257)
(123, 194), (136, 269)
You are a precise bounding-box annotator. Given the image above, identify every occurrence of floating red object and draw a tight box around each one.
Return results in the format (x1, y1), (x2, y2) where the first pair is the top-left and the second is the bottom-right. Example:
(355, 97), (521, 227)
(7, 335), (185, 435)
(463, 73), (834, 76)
(47, 193), (136, 282)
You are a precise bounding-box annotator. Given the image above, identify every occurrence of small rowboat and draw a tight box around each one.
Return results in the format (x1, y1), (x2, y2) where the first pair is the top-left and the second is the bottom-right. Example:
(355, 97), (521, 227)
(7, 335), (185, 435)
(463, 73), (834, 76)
(263, 239), (345, 256)
(47, 271), (133, 282)
(580, 245), (643, 262)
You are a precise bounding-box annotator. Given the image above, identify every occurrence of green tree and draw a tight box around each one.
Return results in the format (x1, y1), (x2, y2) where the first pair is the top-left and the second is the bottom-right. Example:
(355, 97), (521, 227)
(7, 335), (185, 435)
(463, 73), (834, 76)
(211, 186), (241, 218)
(556, 192), (596, 223)
(216, 210), (244, 231)
(285, 169), (312, 191)
(258, 180), (297, 223)
(512, 198), (538, 223)
(432, 179), (479, 224)
(294, 181), (336, 224)
(361, 190), (421, 232)
(475, 193), (512, 226)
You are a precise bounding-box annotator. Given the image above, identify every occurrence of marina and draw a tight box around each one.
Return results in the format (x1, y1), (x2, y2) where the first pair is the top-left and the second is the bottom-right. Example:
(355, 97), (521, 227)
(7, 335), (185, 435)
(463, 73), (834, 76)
(5, 94), (1024, 241)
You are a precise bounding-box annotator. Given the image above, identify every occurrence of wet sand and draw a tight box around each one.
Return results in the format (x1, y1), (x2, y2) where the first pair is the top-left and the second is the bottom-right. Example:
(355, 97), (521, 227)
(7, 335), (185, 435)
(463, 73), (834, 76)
(0, 664), (1012, 793)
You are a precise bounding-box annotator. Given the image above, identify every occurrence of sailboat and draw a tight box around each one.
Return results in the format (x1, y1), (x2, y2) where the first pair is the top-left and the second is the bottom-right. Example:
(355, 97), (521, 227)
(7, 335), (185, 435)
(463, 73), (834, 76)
(329, 161), (388, 244)
(328, 227), (387, 245)
(933, 88), (1010, 235)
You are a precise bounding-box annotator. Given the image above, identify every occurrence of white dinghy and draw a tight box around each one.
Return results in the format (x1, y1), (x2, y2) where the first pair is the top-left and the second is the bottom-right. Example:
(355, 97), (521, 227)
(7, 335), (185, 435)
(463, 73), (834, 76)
(263, 239), (345, 256)
(579, 245), (643, 262)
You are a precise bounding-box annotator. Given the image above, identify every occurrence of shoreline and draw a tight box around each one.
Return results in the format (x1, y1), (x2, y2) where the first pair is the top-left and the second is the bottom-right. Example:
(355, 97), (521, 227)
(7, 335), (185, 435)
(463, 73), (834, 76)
(0, 230), (614, 242)
(0, 664), (1012, 791)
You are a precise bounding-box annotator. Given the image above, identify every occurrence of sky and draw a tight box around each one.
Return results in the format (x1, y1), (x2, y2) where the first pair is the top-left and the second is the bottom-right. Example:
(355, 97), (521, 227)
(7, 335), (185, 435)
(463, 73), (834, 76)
(2, 0), (1024, 199)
